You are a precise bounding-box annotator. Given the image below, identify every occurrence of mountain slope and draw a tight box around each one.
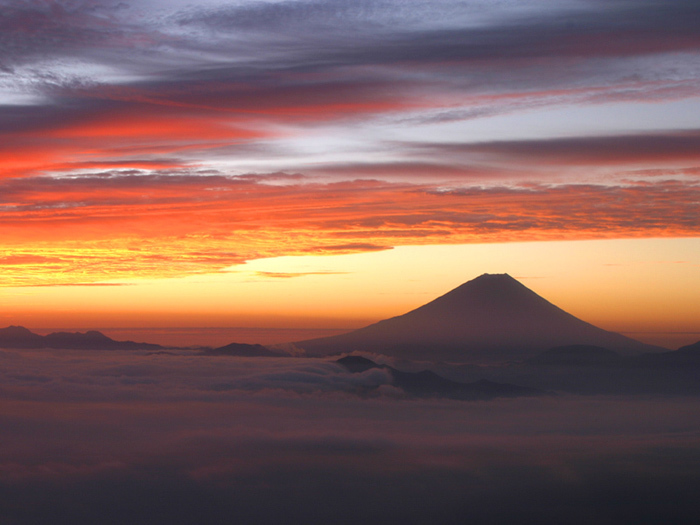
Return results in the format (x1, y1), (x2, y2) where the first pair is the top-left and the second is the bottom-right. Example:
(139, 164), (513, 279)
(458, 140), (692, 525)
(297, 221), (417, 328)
(297, 274), (665, 363)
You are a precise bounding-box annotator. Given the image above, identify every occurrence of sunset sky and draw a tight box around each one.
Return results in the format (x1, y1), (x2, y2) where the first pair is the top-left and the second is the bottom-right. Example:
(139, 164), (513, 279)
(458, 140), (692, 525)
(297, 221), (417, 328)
(1, 0), (699, 345)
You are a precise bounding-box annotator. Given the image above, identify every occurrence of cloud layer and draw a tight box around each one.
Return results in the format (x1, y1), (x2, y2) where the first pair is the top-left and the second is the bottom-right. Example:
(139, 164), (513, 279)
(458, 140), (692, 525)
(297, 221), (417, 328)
(1, 170), (698, 285)
(1, 347), (699, 524)
(1, 0), (700, 285)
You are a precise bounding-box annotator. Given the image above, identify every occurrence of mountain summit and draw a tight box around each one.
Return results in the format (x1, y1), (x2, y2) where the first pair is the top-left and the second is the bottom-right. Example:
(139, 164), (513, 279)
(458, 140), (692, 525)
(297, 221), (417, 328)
(296, 273), (665, 363)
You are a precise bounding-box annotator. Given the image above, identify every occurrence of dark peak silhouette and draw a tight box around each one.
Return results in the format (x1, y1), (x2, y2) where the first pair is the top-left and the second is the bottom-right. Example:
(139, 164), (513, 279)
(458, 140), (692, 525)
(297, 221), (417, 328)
(1, 325), (36, 337)
(0, 326), (161, 350)
(430, 273), (525, 305)
(336, 355), (379, 373)
(631, 343), (700, 368)
(335, 355), (544, 400)
(0, 325), (45, 348)
(677, 340), (700, 353)
(44, 330), (114, 346)
(204, 342), (286, 357)
(299, 274), (666, 363)
(403, 273), (587, 327)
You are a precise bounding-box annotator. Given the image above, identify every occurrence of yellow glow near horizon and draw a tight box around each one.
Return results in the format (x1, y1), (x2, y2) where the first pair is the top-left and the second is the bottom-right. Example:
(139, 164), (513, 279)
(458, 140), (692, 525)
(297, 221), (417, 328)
(2, 238), (699, 344)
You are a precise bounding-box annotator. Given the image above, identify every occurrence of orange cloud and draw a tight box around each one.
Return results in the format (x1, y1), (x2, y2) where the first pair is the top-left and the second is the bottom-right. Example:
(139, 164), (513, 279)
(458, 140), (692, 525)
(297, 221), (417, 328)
(0, 102), (270, 180)
(1, 174), (698, 287)
(44, 110), (256, 142)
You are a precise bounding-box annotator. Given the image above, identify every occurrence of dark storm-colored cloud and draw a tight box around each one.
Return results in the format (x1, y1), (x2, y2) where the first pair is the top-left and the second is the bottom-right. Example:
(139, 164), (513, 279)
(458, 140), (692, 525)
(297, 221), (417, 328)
(178, 0), (700, 63)
(0, 103), (87, 135)
(159, 0), (700, 122)
(176, 0), (391, 35)
(0, 172), (250, 208)
(0, 0), (131, 68)
(103, 0), (700, 118)
(404, 130), (700, 166)
(305, 161), (502, 180)
(1, 0), (698, 189)
(4, 0), (700, 132)
(6, 0), (698, 75)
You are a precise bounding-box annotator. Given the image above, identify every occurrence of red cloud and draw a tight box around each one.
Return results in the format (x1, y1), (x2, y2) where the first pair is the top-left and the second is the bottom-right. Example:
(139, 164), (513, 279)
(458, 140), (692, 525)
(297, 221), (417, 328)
(0, 173), (697, 286)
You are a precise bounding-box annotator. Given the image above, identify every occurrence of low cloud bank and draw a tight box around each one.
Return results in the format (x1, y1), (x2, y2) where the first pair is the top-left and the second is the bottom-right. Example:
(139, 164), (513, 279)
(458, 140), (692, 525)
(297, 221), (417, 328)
(1, 349), (699, 524)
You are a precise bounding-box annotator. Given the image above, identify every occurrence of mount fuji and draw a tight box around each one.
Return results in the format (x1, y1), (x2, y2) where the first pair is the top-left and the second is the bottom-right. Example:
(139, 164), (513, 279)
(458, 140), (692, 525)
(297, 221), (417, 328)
(296, 273), (666, 363)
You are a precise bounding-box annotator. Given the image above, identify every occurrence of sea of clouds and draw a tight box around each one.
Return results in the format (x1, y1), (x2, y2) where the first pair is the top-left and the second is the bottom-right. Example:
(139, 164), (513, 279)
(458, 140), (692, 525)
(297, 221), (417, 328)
(1, 348), (699, 524)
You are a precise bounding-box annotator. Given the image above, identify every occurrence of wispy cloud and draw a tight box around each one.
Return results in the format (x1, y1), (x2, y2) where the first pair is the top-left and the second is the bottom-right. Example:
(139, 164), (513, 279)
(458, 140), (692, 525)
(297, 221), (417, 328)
(254, 271), (350, 279)
(407, 131), (700, 166)
(2, 0), (699, 177)
(1, 171), (698, 285)
(1, 1), (699, 285)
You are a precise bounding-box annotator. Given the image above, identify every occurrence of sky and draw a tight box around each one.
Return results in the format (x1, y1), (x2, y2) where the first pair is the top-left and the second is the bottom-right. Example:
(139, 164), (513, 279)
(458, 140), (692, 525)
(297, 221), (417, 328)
(1, 0), (699, 343)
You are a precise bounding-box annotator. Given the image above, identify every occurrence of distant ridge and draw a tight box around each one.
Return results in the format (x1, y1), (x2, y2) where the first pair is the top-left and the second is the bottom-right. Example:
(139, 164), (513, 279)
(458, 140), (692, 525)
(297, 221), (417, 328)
(336, 355), (544, 400)
(677, 340), (700, 353)
(203, 342), (285, 357)
(526, 343), (700, 369)
(297, 273), (666, 363)
(0, 326), (161, 350)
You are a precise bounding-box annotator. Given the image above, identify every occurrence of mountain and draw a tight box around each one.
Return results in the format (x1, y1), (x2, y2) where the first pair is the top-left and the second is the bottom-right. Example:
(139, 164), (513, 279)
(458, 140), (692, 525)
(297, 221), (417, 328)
(0, 326), (46, 348)
(630, 342), (700, 368)
(203, 342), (286, 357)
(0, 326), (161, 350)
(677, 340), (700, 353)
(336, 355), (544, 400)
(297, 274), (666, 363)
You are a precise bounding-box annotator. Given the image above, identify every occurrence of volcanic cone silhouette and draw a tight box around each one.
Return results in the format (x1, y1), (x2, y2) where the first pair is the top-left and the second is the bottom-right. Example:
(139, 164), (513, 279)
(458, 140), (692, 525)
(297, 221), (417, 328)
(297, 274), (665, 363)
